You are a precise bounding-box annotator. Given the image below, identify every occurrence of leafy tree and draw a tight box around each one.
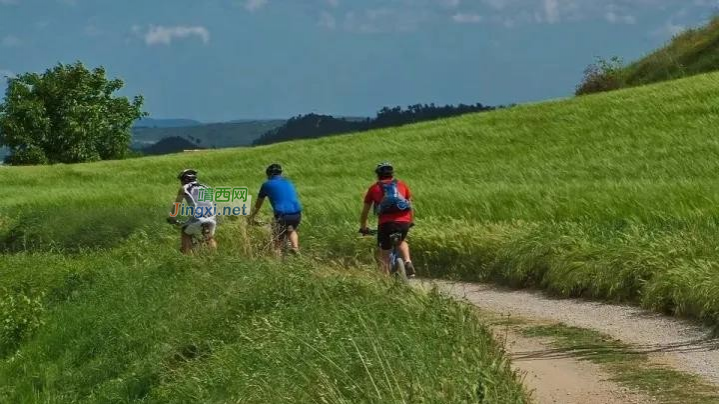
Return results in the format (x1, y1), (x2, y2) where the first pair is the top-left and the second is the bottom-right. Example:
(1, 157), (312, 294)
(0, 61), (146, 165)
(575, 56), (626, 96)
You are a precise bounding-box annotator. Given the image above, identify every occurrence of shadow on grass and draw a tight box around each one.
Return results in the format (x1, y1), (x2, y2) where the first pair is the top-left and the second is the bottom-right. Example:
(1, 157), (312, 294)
(511, 337), (719, 362)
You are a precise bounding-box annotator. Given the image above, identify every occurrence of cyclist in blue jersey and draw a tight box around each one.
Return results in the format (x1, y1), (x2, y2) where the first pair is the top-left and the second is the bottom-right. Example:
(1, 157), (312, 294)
(248, 163), (303, 254)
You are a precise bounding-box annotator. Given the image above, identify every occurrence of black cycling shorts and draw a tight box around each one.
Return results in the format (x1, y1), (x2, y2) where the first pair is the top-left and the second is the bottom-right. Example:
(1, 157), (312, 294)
(377, 221), (411, 250)
(273, 213), (301, 237)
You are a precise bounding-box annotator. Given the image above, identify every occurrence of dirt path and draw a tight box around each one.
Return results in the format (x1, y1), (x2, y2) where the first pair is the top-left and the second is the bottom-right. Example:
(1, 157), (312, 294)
(414, 280), (719, 403)
(502, 330), (649, 403)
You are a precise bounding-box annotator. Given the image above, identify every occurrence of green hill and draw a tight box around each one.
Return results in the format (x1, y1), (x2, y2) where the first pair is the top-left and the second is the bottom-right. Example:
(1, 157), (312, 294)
(3, 71), (719, 401)
(623, 16), (719, 86)
(578, 17), (719, 94)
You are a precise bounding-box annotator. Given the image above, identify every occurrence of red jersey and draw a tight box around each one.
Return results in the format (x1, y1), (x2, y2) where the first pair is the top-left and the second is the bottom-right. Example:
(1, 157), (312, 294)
(364, 178), (413, 225)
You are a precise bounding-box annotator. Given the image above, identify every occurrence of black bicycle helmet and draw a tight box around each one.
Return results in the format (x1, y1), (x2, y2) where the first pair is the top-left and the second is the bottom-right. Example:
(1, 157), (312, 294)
(178, 169), (198, 184)
(266, 163), (283, 177)
(375, 162), (394, 178)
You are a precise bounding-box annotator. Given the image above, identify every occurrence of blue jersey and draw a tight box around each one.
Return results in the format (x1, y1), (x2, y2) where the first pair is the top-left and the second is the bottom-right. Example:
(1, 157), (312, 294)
(258, 176), (303, 215)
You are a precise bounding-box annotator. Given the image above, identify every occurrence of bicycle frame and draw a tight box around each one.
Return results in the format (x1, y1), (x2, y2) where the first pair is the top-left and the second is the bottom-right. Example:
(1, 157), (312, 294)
(360, 228), (408, 282)
(388, 233), (403, 274)
(170, 220), (213, 246)
(252, 219), (293, 258)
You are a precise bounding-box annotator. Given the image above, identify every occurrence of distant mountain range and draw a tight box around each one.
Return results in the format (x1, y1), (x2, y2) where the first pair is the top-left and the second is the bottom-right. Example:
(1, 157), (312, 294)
(133, 118), (203, 128)
(131, 118), (286, 150)
(140, 136), (203, 155)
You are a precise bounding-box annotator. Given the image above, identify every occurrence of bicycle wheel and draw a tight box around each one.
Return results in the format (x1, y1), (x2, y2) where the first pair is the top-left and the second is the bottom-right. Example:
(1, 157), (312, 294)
(392, 258), (409, 284)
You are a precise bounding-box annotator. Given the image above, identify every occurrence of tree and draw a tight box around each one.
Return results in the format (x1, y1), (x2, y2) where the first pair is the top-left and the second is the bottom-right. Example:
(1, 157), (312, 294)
(575, 56), (626, 96)
(0, 61), (146, 165)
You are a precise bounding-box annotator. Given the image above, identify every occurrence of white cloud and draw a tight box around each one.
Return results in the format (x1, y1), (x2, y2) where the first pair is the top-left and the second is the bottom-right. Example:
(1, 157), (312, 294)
(605, 11), (636, 25)
(343, 8), (430, 34)
(452, 13), (483, 23)
(0, 69), (14, 78)
(1, 35), (21, 47)
(244, 0), (268, 12)
(141, 25), (210, 46)
(652, 21), (686, 38)
(318, 11), (337, 30)
(307, 0), (719, 31)
(543, 0), (559, 23)
(85, 25), (102, 36)
(438, 0), (461, 8)
(482, 0), (509, 10)
(603, 4), (637, 25)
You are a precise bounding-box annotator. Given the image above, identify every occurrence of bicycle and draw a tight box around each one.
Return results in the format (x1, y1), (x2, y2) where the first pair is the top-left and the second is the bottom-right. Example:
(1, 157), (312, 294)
(167, 217), (216, 253)
(360, 228), (409, 283)
(250, 218), (295, 258)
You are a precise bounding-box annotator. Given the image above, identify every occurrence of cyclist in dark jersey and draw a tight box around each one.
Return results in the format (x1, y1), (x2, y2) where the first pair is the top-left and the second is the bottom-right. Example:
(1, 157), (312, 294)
(248, 163), (303, 254)
(359, 162), (415, 277)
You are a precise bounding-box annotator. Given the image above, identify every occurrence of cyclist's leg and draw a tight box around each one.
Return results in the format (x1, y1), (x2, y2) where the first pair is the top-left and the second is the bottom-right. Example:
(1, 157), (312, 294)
(272, 215), (287, 256)
(201, 221), (218, 251)
(395, 223), (414, 276)
(180, 221), (197, 254)
(285, 213), (301, 252)
(377, 223), (394, 274)
(181, 233), (194, 254)
(398, 241), (411, 262)
(288, 230), (298, 251)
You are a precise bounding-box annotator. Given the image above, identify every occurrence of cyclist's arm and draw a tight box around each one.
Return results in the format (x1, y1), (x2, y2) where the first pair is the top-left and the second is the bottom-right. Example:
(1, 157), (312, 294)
(249, 183), (269, 221)
(360, 202), (372, 230)
(168, 189), (184, 218)
(360, 186), (376, 230)
(248, 197), (265, 221)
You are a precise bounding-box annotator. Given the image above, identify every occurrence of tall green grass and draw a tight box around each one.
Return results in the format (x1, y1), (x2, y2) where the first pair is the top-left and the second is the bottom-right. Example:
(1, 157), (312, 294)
(0, 233), (526, 403)
(623, 16), (719, 87)
(2, 69), (719, 400)
(4, 72), (719, 326)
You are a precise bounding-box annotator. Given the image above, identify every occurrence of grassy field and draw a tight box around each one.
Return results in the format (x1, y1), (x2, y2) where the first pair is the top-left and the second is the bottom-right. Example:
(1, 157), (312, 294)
(622, 17), (719, 87)
(0, 241), (526, 402)
(5, 71), (719, 318)
(2, 70), (719, 401)
(0, 104), (537, 399)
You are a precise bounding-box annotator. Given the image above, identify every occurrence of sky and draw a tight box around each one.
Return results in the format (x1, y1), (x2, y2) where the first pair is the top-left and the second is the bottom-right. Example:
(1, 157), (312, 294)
(0, 0), (718, 122)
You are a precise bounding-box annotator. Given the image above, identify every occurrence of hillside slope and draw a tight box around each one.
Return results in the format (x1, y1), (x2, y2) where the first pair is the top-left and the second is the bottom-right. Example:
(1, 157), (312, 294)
(579, 16), (719, 94)
(623, 17), (719, 87)
(2, 71), (719, 401)
(5, 71), (719, 323)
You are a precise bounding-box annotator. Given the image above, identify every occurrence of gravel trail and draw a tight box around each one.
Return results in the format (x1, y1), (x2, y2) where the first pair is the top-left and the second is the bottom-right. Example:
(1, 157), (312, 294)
(424, 280), (719, 385)
(498, 328), (652, 403)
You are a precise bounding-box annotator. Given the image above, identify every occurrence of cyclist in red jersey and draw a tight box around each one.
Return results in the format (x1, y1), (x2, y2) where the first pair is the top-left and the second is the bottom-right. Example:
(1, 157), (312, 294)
(359, 162), (415, 277)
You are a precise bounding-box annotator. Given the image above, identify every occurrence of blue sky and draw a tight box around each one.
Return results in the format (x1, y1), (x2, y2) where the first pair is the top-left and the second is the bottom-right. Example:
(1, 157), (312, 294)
(1, 0), (717, 122)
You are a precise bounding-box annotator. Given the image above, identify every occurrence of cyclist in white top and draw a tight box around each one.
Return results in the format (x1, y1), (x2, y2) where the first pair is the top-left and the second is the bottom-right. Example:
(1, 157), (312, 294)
(167, 169), (218, 254)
